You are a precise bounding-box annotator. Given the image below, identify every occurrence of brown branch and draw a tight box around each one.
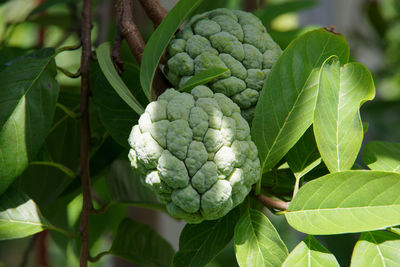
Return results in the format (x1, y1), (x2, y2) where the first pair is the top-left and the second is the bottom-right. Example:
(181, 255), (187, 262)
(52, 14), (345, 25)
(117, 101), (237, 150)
(79, 0), (93, 265)
(116, 0), (145, 64)
(111, 25), (125, 75)
(252, 193), (289, 211)
(115, 0), (170, 100)
(138, 0), (167, 28)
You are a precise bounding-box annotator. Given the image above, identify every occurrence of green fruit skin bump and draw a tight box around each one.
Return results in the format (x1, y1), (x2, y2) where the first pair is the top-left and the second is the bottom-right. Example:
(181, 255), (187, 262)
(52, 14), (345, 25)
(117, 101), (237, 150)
(128, 86), (261, 223)
(165, 8), (282, 122)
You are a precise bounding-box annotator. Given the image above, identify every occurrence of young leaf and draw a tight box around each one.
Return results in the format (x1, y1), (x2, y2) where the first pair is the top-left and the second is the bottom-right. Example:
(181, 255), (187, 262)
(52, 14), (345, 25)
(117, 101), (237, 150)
(173, 207), (241, 267)
(286, 127), (321, 180)
(179, 67), (229, 92)
(0, 48), (59, 194)
(285, 170), (400, 235)
(96, 42), (144, 115)
(282, 235), (339, 267)
(140, 0), (204, 98)
(0, 187), (50, 240)
(364, 141), (400, 173)
(351, 231), (400, 267)
(252, 28), (350, 173)
(234, 209), (288, 266)
(91, 61), (145, 147)
(314, 56), (375, 172)
(110, 218), (175, 267)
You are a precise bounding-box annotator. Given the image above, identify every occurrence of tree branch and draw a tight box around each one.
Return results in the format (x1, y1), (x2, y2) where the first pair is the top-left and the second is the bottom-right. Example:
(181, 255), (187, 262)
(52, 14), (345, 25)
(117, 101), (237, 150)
(115, 0), (170, 100)
(138, 0), (167, 28)
(252, 193), (289, 211)
(116, 0), (145, 64)
(79, 0), (93, 265)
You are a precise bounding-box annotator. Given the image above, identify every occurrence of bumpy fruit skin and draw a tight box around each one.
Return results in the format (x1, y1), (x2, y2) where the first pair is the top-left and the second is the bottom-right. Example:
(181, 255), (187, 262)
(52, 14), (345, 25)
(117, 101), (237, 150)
(128, 86), (261, 223)
(164, 8), (281, 122)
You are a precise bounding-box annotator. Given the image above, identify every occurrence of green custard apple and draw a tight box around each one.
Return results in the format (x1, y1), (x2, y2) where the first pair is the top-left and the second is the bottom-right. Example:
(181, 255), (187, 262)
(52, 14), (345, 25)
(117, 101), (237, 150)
(164, 8), (281, 122)
(128, 86), (261, 223)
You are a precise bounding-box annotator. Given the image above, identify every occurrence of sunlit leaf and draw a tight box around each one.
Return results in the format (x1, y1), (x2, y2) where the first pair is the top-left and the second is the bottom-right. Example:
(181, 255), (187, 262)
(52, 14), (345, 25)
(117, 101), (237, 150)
(351, 231), (400, 267)
(252, 28), (349, 173)
(286, 170), (400, 234)
(364, 141), (400, 173)
(234, 209), (288, 266)
(282, 235), (339, 267)
(314, 56), (375, 172)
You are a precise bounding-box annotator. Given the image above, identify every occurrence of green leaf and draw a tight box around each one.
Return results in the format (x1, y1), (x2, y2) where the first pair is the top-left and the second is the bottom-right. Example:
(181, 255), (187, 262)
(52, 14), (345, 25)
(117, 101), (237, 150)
(285, 170), (400, 235)
(234, 209), (288, 266)
(110, 218), (174, 267)
(314, 56), (375, 172)
(173, 207), (241, 267)
(0, 187), (50, 240)
(256, 0), (317, 27)
(261, 168), (296, 196)
(106, 159), (164, 211)
(252, 28), (349, 173)
(179, 68), (229, 92)
(140, 0), (204, 98)
(282, 235), (339, 267)
(91, 61), (144, 147)
(0, 48), (59, 194)
(364, 141), (400, 173)
(96, 42), (144, 115)
(16, 90), (80, 206)
(351, 231), (400, 267)
(286, 127), (321, 180)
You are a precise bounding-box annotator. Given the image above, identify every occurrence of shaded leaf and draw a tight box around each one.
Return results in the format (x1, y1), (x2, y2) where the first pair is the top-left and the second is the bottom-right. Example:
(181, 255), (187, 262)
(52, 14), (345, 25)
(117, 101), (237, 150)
(0, 48), (59, 194)
(261, 168), (295, 197)
(282, 235), (339, 267)
(106, 159), (163, 211)
(314, 56), (375, 172)
(96, 42), (144, 115)
(0, 187), (50, 240)
(286, 127), (321, 179)
(234, 209), (288, 266)
(180, 67), (229, 92)
(364, 141), (400, 173)
(285, 170), (400, 235)
(351, 231), (400, 267)
(29, 0), (79, 17)
(110, 218), (174, 267)
(91, 61), (145, 147)
(252, 28), (349, 173)
(173, 207), (241, 267)
(140, 0), (203, 98)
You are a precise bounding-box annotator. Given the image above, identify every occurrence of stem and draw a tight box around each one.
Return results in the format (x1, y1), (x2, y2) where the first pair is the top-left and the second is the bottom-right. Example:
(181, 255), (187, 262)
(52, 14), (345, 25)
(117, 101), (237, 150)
(55, 43), (82, 55)
(79, 0), (93, 265)
(30, 161), (76, 178)
(252, 193), (289, 211)
(56, 103), (79, 118)
(56, 66), (81, 78)
(20, 235), (37, 267)
(138, 0), (167, 28)
(88, 251), (110, 262)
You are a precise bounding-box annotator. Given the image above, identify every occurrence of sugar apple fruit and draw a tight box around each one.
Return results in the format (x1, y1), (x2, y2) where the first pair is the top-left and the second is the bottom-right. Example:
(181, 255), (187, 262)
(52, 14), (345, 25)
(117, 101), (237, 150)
(164, 8), (281, 122)
(128, 86), (261, 223)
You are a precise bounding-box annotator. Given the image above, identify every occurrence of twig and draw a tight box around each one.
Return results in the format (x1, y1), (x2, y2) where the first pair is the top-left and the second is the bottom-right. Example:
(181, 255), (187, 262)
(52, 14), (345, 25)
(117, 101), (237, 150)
(116, 0), (145, 64)
(57, 66), (81, 78)
(252, 193), (289, 211)
(111, 26), (125, 75)
(138, 0), (167, 28)
(79, 0), (93, 265)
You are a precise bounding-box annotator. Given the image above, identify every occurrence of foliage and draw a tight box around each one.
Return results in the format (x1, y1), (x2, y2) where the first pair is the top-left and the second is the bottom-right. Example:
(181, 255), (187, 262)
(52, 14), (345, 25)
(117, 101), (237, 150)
(0, 0), (399, 266)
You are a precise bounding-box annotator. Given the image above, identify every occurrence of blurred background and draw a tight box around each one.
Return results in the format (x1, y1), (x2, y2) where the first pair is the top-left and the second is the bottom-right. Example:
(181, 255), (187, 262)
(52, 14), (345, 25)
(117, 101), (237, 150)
(0, 0), (399, 266)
